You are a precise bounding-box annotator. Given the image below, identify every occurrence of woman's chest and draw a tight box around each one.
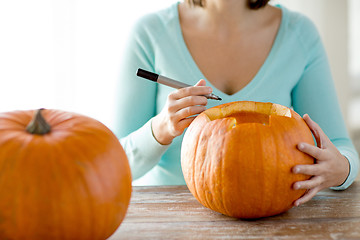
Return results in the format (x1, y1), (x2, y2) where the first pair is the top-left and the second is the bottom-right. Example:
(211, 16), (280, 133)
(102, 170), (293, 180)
(185, 37), (273, 95)
(185, 29), (281, 96)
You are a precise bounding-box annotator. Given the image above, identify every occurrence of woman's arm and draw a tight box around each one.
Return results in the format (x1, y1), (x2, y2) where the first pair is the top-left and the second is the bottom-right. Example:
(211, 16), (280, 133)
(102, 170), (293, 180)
(291, 17), (359, 205)
(115, 18), (169, 180)
(116, 16), (212, 180)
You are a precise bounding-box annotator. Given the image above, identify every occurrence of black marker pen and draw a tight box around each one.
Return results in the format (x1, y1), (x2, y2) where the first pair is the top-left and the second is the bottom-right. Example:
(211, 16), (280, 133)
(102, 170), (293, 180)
(136, 68), (222, 101)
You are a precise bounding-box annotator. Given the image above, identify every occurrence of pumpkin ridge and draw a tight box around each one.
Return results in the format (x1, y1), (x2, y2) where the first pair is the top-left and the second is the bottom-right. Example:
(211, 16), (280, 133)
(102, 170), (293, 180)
(207, 119), (231, 213)
(0, 138), (25, 238)
(0, 118), (26, 130)
(90, 130), (132, 238)
(69, 133), (111, 239)
(91, 140), (118, 239)
(256, 124), (272, 217)
(272, 125), (286, 216)
(218, 120), (236, 216)
(256, 126), (266, 217)
(217, 132), (225, 215)
(47, 143), (65, 239)
(13, 147), (25, 239)
(181, 114), (207, 204)
(73, 146), (99, 239)
(200, 124), (213, 210)
(269, 126), (281, 217)
(30, 141), (63, 239)
(220, 131), (231, 216)
(192, 126), (205, 207)
(15, 139), (49, 238)
(207, 123), (221, 213)
(49, 141), (90, 239)
(45, 123), (113, 238)
(198, 119), (221, 211)
(44, 110), (75, 125)
(190, 123), (202, 202)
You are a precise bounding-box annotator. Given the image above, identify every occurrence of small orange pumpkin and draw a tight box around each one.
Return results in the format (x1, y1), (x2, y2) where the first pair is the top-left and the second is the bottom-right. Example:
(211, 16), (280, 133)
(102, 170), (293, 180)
(181, 101), (314, 219)
(0, 109), (132, 240)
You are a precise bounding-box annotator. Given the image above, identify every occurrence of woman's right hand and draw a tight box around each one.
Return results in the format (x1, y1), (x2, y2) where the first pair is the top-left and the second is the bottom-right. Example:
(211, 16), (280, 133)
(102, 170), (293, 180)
(151, 79), (212, 145)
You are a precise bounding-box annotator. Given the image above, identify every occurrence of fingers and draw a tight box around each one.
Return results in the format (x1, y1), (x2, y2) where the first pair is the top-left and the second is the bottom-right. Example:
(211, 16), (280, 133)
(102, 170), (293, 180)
(293, 187), (320, 207)
(177, 95), (208, 107)
(157, 80), (211, 142)
(297, 142), (325, 160)
(292, 114), (350, 207)
(170, 80), (212, 100)
(293, 163), (320, 176)
(167, 95), (208, 118)
(195, 79), (207, 86)
(292, 165), (326, 207)
(293, 175), (323, 190)
(298, 115), (334, 161)
(174, 105), (207, 121)
(302, 114), (327, 148)
(167, 80), (211, 118)
(177, 116), (197, 131)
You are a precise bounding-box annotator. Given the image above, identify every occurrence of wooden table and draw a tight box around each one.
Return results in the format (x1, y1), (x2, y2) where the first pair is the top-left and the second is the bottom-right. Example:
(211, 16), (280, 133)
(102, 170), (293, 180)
(108, 181), (360, 240)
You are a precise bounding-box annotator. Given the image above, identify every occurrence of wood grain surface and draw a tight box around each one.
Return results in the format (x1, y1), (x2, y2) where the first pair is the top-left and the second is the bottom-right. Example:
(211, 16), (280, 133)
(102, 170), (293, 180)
(108, 180), (360, 240)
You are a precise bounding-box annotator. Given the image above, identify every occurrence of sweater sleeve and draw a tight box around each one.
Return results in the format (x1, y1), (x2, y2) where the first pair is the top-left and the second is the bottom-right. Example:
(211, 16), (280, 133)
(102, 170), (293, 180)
(120, 118), (169, 180)
(291, 17), (359, 190)
(115, 16), (170, 180)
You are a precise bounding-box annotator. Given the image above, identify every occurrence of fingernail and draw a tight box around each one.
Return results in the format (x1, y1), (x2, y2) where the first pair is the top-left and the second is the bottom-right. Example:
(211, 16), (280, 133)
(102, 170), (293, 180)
(206, 87), (212, 93)
(303, 113), (310, 119)
(293, 167), (300, 174)
(298, 143), (304, 150)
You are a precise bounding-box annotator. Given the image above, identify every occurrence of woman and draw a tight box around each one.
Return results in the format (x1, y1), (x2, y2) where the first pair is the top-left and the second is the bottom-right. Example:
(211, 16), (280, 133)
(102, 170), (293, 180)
(116, 0), (359, 207)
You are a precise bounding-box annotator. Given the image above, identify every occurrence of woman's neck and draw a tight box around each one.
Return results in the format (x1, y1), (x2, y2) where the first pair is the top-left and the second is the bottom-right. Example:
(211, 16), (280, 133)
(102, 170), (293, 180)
(180, 0), (269, 35)
(205, 0), (249, 21)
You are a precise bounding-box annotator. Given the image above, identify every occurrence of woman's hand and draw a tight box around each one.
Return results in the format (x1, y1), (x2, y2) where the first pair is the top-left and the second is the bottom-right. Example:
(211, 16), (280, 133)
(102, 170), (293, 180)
(151, 79), (212, 145)
(292, 114), (350, 206)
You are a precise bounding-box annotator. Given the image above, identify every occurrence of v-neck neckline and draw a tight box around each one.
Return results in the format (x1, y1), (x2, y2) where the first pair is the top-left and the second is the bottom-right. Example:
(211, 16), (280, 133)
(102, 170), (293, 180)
(173, 3), (286, 99)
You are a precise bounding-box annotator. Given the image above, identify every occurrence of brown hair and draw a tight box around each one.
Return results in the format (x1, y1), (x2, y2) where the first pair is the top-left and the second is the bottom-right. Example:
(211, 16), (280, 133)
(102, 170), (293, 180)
(185, 0), (270, 9)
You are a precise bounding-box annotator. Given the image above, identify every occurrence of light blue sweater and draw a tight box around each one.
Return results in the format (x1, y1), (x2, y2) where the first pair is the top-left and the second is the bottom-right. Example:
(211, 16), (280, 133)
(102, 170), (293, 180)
(115, 3), (359, 188)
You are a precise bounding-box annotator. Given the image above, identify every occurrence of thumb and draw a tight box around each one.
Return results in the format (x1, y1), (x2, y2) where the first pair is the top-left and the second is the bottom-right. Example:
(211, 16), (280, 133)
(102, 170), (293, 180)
(195, 79), (207, 86)
(303, 114), (326, 148)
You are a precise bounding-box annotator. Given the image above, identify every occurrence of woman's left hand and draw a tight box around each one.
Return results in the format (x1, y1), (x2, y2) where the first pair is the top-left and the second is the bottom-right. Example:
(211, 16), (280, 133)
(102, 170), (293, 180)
(292, 114), (350, 207)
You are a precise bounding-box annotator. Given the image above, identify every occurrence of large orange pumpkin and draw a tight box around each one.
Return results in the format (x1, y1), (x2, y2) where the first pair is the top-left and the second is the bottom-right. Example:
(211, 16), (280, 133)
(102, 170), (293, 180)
(0, 109), (132, 240)
(181, 101), (314, 219)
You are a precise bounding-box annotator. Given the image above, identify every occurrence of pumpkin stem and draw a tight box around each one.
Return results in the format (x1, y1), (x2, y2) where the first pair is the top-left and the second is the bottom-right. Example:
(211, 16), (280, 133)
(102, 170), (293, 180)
(26, 108), (51, 135)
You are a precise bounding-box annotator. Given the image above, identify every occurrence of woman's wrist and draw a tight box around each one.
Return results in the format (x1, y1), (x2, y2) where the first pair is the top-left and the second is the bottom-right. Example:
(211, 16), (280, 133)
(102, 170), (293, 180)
(151, 115), (174, 145)
(336, 155), (350, 187)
